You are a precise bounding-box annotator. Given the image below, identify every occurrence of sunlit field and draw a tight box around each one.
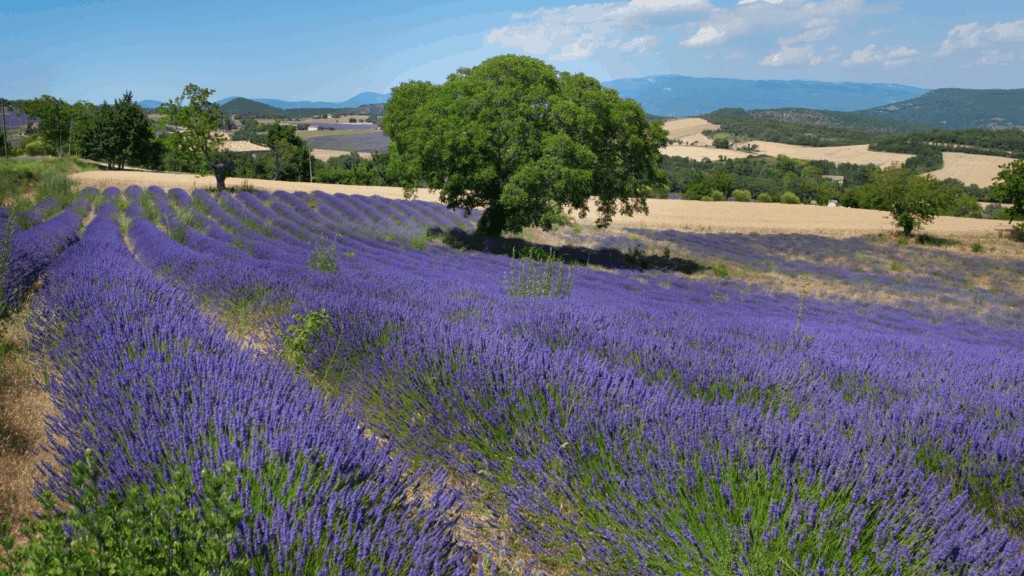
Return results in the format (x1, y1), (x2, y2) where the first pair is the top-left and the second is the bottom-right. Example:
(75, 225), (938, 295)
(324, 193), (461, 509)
(2, 184), (1023, 574)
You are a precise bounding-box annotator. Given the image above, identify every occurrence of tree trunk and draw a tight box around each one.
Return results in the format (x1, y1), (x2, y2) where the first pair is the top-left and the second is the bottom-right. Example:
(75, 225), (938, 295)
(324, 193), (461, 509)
(476, 203), (507, 237)
(210, 158), (234, 191)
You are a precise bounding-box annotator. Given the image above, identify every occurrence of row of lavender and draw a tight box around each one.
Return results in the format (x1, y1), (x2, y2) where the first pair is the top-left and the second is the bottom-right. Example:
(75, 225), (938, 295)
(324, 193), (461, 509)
(0, 201), (83, 313)
(24, 201), (470, 574)
(121, 186), (1024, 573)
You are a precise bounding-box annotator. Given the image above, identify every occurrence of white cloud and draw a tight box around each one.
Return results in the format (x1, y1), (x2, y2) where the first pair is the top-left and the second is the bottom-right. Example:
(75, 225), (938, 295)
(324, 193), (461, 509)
(485, 0), (709, 60)
(620, 35), (660, 52)
(841, 43), (916, 69)
(760, 43), (837, 67)
(682, 25), (726, 46)
(973, 49), (1017, 66)
(938, 19), (1024, 56)
(487, 0), (877, 64)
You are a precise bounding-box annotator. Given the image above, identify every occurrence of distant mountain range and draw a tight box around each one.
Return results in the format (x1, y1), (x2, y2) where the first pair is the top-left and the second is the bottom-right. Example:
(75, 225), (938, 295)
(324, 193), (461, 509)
(602, 75), (928, 117)
(138, 92), (389, 111)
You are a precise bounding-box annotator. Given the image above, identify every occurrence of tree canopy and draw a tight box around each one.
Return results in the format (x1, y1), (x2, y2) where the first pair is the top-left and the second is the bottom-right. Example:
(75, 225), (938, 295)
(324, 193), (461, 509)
(991, 158), (1024, 226)
(158, 84), (233, 190)
(382, 55), (668, 236)
(865, 163), (955, 236)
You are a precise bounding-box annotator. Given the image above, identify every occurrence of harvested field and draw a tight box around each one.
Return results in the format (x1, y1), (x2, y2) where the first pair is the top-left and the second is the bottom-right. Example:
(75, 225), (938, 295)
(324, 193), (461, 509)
(746, 141), (913, 167)
(929, 152), (1012, 187)
(660, 144), (753, 160)
(310, 148), (373, 161)
(72, 170), (1010, 239)
(662, 117), (718, 145)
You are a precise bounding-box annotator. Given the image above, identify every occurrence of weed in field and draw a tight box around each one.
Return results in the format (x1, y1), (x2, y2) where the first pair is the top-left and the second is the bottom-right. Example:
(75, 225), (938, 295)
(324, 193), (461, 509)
(308, 236), (337, 273)
(282, 308), (331, 369)
(971, 242), (984, 253)
(504, 247), (571, 297)
(712, 262), (730, 278)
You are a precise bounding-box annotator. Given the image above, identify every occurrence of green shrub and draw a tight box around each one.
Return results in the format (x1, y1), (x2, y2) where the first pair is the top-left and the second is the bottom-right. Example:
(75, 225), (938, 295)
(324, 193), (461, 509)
(282, 308), (332, 368)
(731, 189), (752, 202)
(711, 262), (729, 278)
(970, 242), (984, 253)
(699, 195), (712, 202)
(710, 190), (726, 202)
(780, 191), (800, 204)
(0, 452), (248, 576)
(757, 193), (774, 203)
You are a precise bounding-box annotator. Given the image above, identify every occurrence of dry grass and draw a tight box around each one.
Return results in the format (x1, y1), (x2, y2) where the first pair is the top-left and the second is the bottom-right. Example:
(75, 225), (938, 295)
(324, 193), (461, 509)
(0, 305), (53, 526)
(660, 144), (752, 161)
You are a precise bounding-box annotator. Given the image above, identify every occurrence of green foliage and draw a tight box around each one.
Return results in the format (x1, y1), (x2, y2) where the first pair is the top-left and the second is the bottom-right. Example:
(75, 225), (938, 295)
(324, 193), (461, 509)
(158, 84), (233, 190)
(0, 452), (248, 575)
(315, 151), (391, 186)
(20, 95), (74, 157)
(709, 190), (726, 201)
(780, 191), (800, 204)
(307, 235), (337, 273)
(756, 192), (774, 203)
(384, 55), (668, 236)
(282, 308), (332, 368)
(730, 189), (752, 202)
(865, 164), (955, 236)
(712, 135), (730, 149)
(504, 247), (572, 297)
(971, 242), (984, 253)
(80, 91), (159, 170)
(711, 262), (730, 277)
(991, 158), (1024, 224)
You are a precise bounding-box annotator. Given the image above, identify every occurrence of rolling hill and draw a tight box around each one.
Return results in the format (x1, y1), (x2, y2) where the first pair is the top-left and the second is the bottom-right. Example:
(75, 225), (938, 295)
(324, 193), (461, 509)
(859, 88), (1024, 129)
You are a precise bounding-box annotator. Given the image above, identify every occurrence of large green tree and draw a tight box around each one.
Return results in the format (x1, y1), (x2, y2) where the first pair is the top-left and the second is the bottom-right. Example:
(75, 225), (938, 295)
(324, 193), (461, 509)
(21, 95), (73, 156)
(991, 158), (1024, 226)
(382, 55), (668, 236)
(265, 122), (310, 181)
(158, 84), (233, 190)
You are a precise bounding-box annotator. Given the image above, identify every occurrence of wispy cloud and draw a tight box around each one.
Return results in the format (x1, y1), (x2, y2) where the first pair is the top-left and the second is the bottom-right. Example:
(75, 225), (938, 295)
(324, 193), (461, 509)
(485, 0), (709, 60)
(761, 44), (840, 67)
(486, 0), (875, 61)
(937, 19), (1024, 56)
(841, 44), (917, 69)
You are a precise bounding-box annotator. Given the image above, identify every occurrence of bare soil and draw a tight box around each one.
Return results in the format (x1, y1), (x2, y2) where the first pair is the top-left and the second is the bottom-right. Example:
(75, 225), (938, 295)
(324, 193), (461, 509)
(0, 306), (52, 526)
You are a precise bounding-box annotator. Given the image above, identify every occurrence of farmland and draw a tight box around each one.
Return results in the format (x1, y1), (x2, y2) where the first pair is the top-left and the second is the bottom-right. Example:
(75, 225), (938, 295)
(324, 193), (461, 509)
(2, 178), (1024, 574)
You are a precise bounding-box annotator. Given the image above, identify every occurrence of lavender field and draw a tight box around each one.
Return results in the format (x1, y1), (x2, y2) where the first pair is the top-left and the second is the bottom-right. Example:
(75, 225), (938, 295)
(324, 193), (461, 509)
(3, 185), (1024, 574)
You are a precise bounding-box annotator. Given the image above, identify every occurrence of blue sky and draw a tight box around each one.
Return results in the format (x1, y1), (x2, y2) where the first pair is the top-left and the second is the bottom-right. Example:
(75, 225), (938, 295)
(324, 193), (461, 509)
(2, 0), (1022, 103)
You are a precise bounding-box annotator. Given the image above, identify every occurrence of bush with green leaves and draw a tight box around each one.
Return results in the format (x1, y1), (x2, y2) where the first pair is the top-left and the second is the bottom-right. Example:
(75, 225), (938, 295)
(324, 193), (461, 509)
(282, 308), (332, 369)
(710, 190), (726, 201)
(757, 192), (774, 203)
(0, 452), (249, 576)
(780, 191), (801, 204)
(731, 189), (752, 202)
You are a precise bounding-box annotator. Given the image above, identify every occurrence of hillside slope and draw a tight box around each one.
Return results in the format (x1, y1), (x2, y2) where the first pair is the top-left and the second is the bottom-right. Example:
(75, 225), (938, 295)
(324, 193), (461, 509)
(860, 88), (1024, 129)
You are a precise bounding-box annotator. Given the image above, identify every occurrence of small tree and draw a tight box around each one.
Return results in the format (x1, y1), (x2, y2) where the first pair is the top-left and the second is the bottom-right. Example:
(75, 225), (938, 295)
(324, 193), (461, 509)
(867, 163), (953, 236)
(991, 158), (1024, 228)
(383, 55), (667, 237)
(158, 84), (233, 190)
